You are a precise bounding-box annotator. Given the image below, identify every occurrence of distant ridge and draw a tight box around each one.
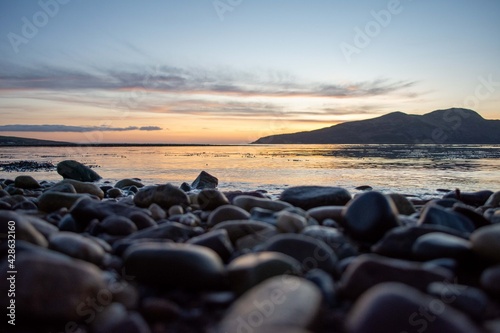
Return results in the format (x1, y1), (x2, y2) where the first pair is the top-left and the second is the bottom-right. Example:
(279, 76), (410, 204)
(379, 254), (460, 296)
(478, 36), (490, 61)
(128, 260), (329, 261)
(252, 108), (500, 144)
(0, 135), (76, 146)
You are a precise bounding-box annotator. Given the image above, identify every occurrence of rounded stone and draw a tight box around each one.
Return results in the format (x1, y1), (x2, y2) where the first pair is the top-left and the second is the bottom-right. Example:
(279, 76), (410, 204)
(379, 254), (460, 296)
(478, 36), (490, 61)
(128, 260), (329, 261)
(301, 225), (357, 260)
(471, 223), (500, 262)
(38, 192), (90, 212)
(307, 206), (344, 224)
(14, 175), (41, 189)
(133, 184), (190, 209)
(481, 265), (500, 296)
(412, 232), (472, 261)
(276, 210), (308, 233)
(342, 191), (400, 243)
(123, 243), (225, 289)
(100, 215), (138, 236)
(57, 179), (104, 199)
(386, 193), (416, 215)
(107, 188), (123, 198)
(0, 211), (48, 247)
(197, 189), (230, 211)
(49, 232), (106, 265)
(115, 178), (144, 189)
(280, 186), (352, 210)
(233, 195), (293, 212)
(484, 191), (500, 207)
(168, 205), (184, 216)
(208, 204), (251, 227)
(57, 159), (102, 182)
(187, 229), (234, 262)
(418, 204), (475, 233)
(212, 220), (276, 244)
(443, 190), (493, 207)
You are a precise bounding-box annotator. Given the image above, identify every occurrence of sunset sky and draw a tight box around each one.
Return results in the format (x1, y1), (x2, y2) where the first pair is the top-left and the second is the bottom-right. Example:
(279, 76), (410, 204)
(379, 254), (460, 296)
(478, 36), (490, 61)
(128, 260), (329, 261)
(1, 0), (499, 144)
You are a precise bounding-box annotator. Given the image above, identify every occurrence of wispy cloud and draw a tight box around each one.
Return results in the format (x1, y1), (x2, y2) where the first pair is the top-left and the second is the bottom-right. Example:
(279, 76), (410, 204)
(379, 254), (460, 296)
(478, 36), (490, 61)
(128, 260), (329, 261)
(0, 124), (162, 132)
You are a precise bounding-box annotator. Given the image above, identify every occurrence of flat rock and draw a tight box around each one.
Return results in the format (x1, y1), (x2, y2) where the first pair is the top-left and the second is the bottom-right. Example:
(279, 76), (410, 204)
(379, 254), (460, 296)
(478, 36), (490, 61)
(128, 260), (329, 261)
(347, 282), (482, 333)
(14, 175), (41, 189)
(227, 252), (302, 294)
(342, 191), (400, 243)
(123, 243), (225, 289)
(280, 186), (351, 210)
(412, 232), (472, 261)
(191, 171), (218, 189)
(0, 245), (106, 321)
(49, 232), (106, 265)
(57, 159), (101, 182)
(340, 254), (454, 299)
(471, 223), (500, 262)
(218, 276), (322, 333)
(133, 184), (189, 209)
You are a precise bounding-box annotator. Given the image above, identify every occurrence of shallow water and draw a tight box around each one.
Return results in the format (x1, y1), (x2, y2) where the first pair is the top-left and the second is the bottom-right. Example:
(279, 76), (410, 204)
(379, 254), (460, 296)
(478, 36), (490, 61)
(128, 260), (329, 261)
(1, 144), (499, 199)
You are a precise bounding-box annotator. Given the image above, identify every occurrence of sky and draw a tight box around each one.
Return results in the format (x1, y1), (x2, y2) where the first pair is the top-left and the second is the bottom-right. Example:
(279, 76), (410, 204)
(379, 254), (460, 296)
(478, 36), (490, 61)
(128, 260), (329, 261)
(0, 0), (499, 144)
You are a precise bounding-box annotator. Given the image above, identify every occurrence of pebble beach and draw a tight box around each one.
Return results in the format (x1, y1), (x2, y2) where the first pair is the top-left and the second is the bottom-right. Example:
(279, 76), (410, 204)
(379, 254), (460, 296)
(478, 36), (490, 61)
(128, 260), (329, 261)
(1, 159), (500, 333)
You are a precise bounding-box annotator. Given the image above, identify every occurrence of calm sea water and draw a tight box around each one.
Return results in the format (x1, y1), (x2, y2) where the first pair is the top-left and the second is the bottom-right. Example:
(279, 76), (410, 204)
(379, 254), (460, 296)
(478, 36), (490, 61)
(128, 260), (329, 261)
(1, 144), (499, 199)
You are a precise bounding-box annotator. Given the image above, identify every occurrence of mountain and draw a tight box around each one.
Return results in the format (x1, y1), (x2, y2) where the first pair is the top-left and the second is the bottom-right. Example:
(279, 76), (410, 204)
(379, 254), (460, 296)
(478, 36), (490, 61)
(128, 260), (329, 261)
(0, 135), (76, 146)
(252, 108), (500, 144)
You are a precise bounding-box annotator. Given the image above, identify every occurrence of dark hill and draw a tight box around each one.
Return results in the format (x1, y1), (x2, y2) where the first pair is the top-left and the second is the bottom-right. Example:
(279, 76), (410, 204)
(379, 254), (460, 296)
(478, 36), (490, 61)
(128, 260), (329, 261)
(252, 108), (500, 144)
(0, 135), (76, 146)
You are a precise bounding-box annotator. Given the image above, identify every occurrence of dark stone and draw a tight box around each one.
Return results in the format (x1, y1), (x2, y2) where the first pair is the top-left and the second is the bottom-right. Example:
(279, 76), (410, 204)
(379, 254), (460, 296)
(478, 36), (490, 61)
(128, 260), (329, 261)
(342, 191), (400, 243)
(412, 232), (472, 261)
(234, 195), (293, 212)
(347, 283), (482, 333)
(355, 185), (372, 191)
(301, 225), (357, 260)
(70, 197), (151, 225)
(212, 220), (276, 244)
(339, 254), (454, 299)
(129, 212), (157, 230)
(187, 229), (234, 262)
(115, 178), (144, 189)
(471, 223), (500, 262)
(307, 206), (344, 224)
(133, 184), (189, 209)
(57, 160), (101, 182)
(191, 171), (218, 189)
(14, 175), (41, 189)
(12, 200), (38, 211)
(280, 186), (352, 210)
(418, 204), (475, 233)
(444, 190), (494, 207)
(481, 265), (500, 296)
(107, 188), (123, 198)
(124, 243), (225, 289)
(386, 193), (416, 215)
(452, 205), (491, 229)
(180, 182), (192, 192)
(99, 215), (138, 236)
(197, 189), (229, 211)
(223, 190), (268, 203)
(119, 221), (196, 243)
(49, 232), (105, 265)
(38, 192), (94, 212)
(0, 211), (48, 247)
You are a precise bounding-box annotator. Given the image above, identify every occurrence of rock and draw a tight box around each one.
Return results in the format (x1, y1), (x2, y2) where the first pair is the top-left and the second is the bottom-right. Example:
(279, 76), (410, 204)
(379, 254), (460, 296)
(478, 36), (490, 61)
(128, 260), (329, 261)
(57, 159), (101, 182)
(99, 215), (138, 236)
(141, 297), (181, 321)
(91, 305), (151, 333)
(148, 203), (166, 220)
(120, 221), (196, 242)
(301, 225), (357, 260)
(346, 282), (482, 333)
(115, 178), (144, 189)
(307, 206), (344, 224)
(0, 211), (48, 247)
(107, 188), (123, 198)
(355, 185), (372, 191)
(342, 191), (400, 243)
(418, 204), (475, 233)
(187, 229), (234, 262)
(481, 265), (500, 296)
(70, 197), (151, 225)
(129, 212), (157, 230)
(412, 232), (472, 261)
(305, 268), (336, 307)
(133, 184), (189, 209)
(180, 182), (192, 192)
(191, 171), (218, 189)
(218, 276), (322, 332)
(372, 225), (469, 259)
(233, 195), (293, 212)
(280, 186), (351, 210)
(471, 223), (500, 262)
(227, 252), (302, 294)
(38, 192), (92, 212)
(124, 243), (225, 289)
(427, 282), (488, 321)
(386, 193), (416, 215)
(276, 210), (308, 233)
(259, 233), (338, 275)
(0, 244), (106, 321)
(47, 182), (77, 194)
(452, 205), (491, 229)
(49, 232), (105, 265)
(12, 200), (38, 211)
(213, 220), (276, 244)
(197, 189), (230, 211)
(14, 175), (41, 189)
(224, 190), (268, 203)
(168, 205), (184, 216)
(236, 228), (280, 251)
(208, 204), (251, 227)
(485, 191), (500, 207)
(56, 179), (104, 199)
(444, 190), (493, 207)
(339, 254), (454, 299)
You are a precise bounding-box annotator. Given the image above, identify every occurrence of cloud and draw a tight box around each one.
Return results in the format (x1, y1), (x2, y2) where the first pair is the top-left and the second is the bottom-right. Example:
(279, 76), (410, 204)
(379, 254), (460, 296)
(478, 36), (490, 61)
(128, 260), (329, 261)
(0, 124), (163, 132)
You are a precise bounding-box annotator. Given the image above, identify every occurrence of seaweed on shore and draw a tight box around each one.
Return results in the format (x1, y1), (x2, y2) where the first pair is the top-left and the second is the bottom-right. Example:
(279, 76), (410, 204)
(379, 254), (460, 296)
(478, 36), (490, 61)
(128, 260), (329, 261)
(0, 160), (56, 172)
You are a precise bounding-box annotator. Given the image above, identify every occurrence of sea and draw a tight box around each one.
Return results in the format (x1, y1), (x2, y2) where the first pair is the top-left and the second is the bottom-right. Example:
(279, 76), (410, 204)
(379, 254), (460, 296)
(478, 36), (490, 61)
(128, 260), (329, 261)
(1, 144), (499, 200)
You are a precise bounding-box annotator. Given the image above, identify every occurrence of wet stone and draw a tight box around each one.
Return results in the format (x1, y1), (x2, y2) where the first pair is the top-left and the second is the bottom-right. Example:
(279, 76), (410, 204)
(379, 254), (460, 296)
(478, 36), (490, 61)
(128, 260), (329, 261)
(57, 179), (104, 199)
(386, 193), (416, 215)
(38, 192), (92, 212)
(133, 184), (189, 210)
(187, 229), (234, 262)
(191, 170), (218, 189)
(412, 232), (472, 261)
(418, 204), (475, 233)
(280, 186), (352, 210)
(212, 220), (276, 244)
(307, 206), (344, 224)
(444, 190), (494, 207)
(14, 175), (41, 189)
(57, 159), (102, 182)
(107, 188), (123, 198)
(233, 195), (293, 212)
(301, 225), (357, 260)
(99, 215), (138, 236)
(208, 204), (251, 227)
(49, 231), (106, 265)
(197, 189), (230, 211)
(115, 178), (144, 189)
(484, 191), (500, 207)
(276, 210), (308, 233)
(471, 223), (500, 262)
(129, 212), (157, 230)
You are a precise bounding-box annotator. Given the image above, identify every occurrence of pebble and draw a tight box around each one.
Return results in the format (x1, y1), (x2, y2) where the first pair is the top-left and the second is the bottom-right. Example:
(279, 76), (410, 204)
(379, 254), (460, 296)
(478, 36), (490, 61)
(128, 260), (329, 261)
(342, 191), (400, 243)
(471, 223), (500, 262)
(56, 179), (105, 198)
(0, 211), (48, 247)
(98, 215), (138, 236)
(346, 282), (482, 333)
(191, 170), (218, 189)
(444, 190), (493, 207)
(47, 182), (77, 194)
(258, 233), (338, 275)
(386, 193), (416, 215)
(418, 204), (475, 233)
(124, 242), (225, 289)
(70, 197), (151, 225)
(187, 229), (234, 262)
(208, 204), (251, 227)
(49, 231), (106, 265)
(115, 178), (144, 189)
(122, 221), (196, 242)
(57, 159), (102, 182)
(227, 252), (302, 294)
(485, 191), (500, 207)
(133, 184), (190, 209)
(307, 206), (344, 224)
(129, 212), (157, 230)
(218, 276), (322, 333)
(0, 244), (106, 321)
(276, 210), (308, 233)
(412, 232), (472, 261)
(279, 186), (352, 210)
(301, 225), (357, 260)
(480, 265), (500, 296)
(233, 195), (293, 212)
(213, 220), (276, 244)
(14, 175), (41, 189)
(107, 187), (123, 198)
(148, 203), (167, 220)
(340, 254), (454, 299)
(38, 191), (92, 212)
(197, 189), (230, 211)
(168, 204), (184, 216)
